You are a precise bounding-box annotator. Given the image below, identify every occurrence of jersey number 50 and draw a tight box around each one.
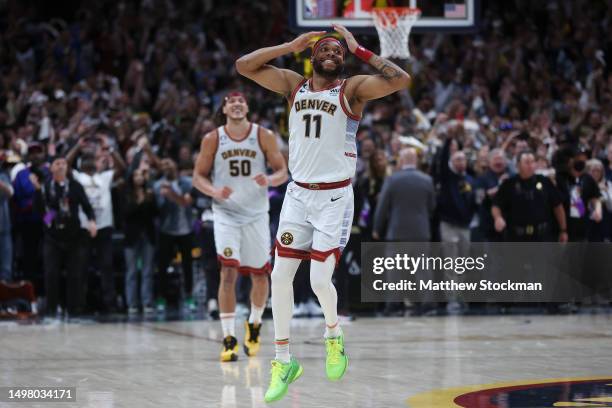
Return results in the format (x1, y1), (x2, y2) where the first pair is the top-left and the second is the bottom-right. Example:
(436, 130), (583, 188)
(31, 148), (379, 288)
(303, 114), (322, 139)
(229, 160), (251, 176)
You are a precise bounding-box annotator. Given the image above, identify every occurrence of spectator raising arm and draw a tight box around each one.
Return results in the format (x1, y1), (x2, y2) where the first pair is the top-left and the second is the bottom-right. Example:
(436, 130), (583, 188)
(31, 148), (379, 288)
(65, 137), (86, 167)
(109, 147), (127, 179)
(138, 136), (161, 170)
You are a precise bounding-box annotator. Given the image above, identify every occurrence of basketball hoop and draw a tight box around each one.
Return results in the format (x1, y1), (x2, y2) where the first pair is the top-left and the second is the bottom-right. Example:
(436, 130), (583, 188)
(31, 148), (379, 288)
(371, 7), (420, 59)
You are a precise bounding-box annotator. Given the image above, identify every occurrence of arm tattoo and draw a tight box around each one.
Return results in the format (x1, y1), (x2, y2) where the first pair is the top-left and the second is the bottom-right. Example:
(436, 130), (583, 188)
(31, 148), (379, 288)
(369, 55), (402, 80)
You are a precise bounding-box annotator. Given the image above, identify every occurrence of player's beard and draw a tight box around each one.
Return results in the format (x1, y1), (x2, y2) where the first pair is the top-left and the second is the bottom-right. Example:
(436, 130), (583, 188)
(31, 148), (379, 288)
(312, 58), (344, 80)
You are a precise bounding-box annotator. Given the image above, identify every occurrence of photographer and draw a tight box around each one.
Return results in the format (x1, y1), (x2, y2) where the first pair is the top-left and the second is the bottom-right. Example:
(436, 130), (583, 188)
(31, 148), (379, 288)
(32, 156), (97, 317)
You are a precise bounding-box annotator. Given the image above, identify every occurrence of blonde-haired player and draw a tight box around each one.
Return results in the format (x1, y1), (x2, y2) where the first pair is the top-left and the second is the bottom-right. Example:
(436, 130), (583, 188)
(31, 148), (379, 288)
(193, 92), (288, 362)
(236, 25), (411, 401)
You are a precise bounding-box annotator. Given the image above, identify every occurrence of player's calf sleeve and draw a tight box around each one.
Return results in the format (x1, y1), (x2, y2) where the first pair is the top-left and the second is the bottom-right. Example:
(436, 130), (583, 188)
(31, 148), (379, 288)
(271, 254), (301, 341)
(310, 255), (339, 330)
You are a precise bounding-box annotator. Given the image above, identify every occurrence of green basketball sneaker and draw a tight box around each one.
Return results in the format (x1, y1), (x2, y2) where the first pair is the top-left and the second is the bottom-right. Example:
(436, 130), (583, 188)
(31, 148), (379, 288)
(264, 357), (303, 403)
(325, 333), (348, 381)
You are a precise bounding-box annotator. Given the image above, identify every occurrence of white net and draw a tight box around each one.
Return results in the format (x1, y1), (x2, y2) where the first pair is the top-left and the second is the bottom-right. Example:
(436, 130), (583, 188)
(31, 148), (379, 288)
(372, 8), (420, 59)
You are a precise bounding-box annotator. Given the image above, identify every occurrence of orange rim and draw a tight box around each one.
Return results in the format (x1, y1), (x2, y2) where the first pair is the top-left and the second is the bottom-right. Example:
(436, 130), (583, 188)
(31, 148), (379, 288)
(372, 7), (420, 27)
(372, 7), (421, 16)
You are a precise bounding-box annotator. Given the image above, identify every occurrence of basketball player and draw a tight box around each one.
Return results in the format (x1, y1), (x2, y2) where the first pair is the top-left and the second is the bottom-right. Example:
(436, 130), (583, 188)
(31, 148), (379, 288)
(193, 92), (288, 362)
(236, 25), (411, 401)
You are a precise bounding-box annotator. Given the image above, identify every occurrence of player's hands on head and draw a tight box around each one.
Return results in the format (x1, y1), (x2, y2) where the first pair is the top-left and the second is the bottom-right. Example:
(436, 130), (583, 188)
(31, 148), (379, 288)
(332, 24), (358, 53)
(252, 173), (269, 187)
(289, 31), (326, 53)
(215, 186), (233, 201)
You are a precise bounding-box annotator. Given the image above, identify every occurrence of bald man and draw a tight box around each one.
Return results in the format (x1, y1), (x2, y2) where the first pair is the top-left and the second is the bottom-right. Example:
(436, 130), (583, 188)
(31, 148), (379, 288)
(437, 140), (477, 246)
(373, 148), (435, 242)
(474, 148), (510, 241)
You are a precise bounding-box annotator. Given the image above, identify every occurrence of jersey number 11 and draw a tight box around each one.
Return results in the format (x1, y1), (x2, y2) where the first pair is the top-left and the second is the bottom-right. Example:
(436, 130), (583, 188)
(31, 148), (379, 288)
(303, 114), (321, 139)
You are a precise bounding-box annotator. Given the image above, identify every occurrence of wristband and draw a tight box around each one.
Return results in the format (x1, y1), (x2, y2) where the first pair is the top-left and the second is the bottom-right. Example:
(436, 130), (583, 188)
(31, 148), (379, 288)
(354, 45), (374, 63)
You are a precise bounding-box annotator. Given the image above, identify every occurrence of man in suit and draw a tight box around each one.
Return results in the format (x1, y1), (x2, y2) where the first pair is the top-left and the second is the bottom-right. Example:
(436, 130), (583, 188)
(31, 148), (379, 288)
(373, 148), (435, 242)
(373, 148), (436, 315)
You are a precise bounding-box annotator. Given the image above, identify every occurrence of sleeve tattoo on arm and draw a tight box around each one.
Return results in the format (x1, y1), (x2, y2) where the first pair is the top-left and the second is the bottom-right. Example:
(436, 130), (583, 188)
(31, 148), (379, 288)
(370, 55), (402, 80)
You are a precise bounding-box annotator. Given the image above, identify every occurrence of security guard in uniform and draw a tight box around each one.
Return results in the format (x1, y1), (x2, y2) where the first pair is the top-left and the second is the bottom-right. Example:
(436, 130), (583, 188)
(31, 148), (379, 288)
(492, 150), (568, 242)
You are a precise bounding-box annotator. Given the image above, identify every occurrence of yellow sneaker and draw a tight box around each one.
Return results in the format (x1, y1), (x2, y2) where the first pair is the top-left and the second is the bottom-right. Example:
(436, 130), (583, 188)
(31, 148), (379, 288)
(243, 321), (262, 357)
(220, 335), (239, 362)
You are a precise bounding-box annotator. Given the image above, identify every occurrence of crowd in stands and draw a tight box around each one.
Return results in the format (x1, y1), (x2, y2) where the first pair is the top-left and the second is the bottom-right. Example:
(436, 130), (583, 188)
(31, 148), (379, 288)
(0, 0), (611, 316)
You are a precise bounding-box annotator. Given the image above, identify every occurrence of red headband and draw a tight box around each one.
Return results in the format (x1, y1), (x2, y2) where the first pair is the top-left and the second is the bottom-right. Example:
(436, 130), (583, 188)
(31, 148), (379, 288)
(312, 37), (345, 56)
(224, 91), (246, 101)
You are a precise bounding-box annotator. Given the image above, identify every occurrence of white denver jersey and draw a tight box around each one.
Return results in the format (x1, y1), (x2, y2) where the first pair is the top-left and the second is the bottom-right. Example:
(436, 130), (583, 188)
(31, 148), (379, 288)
(288, 78), (359, 183)
(212, 123), (269, 226)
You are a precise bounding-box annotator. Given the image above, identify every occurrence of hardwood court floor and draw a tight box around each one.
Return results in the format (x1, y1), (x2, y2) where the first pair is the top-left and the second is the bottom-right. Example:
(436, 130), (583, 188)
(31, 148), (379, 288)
(1, 314), (611, 407)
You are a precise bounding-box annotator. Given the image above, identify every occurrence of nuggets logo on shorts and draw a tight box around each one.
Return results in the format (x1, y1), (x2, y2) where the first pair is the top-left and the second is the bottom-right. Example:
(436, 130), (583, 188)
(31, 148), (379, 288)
(280, 232), (294, 246)
(223, 247), (233, 257)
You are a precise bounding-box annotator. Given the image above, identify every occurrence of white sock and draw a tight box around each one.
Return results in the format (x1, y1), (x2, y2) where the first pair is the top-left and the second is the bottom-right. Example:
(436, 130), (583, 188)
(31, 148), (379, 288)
(220, 312), (236, 337)
(310, 255), (339, 332)
(249, 303), (265, 325)
(274, 338), (290, 363)
(271, 253), (301, 348)
(325, 322), (341, 339)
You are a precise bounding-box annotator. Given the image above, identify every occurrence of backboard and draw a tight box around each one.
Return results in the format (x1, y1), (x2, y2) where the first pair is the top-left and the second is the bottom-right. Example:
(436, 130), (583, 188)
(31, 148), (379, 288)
(289, 0), (479, 33)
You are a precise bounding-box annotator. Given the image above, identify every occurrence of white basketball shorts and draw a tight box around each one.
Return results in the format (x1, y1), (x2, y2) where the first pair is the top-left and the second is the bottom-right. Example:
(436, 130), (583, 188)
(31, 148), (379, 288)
(274, 181), (354, 264)
(214, 213), (271, 275)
